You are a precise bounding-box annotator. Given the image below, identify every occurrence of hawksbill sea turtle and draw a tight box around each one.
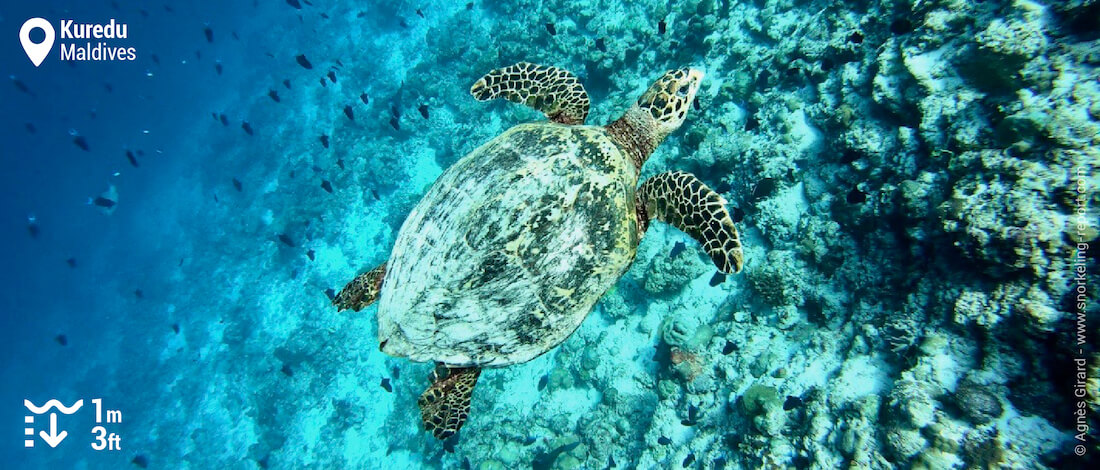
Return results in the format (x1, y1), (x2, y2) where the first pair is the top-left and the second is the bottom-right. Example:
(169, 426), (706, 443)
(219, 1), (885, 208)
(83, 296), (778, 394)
(334, 62), (744, 440)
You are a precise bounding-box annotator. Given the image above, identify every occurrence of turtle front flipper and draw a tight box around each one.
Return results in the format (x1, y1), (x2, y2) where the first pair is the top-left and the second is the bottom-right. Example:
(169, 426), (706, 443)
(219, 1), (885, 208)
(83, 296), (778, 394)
(470, 62), (590, 125)
(418, 365), (481, 440)
(638, 171), (744, 274)
(333, 262), (386, 312)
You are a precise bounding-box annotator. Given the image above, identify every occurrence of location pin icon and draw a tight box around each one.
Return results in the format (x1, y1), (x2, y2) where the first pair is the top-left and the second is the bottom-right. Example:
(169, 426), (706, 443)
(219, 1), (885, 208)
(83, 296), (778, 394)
(20, 18), (55, 67)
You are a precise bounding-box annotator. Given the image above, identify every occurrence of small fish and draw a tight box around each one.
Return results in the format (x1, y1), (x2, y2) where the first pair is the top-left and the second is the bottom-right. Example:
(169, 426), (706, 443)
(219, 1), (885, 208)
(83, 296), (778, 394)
(213, 193), (219, 203)
(681, 404), (698, 426)
(55, 334), (68, 346)
(533, 441), (580, 470)
(670, 241), (685, 258)
(722, 340), (736, 355)
(657, 436), (671, 445)
(296, 54), (312, 69)
(523, 436), (537, 446)
(134, 289), (144, 299)
(783, 395), (803, 411)
(66, 258), (76, 268)
(380, 378), (393, 392)
(73, 136), (90, 151)
(11, 76), (32, 95)
(335, 59), (344, 68)
(281, 363), (293, 376)
(321, 180), (333, 193)
(709, 271), (726, 287)
(418, 104), (429, 119)
(25, 122), (36, 134)
(27, 221), (39, 239)
(370, 188), (380, 200)
(215, 63), (223, 75)
(336, 159), (345, 170)
(321, 13), (329, 19)
(307, 249), (315, 261)
(751, 177), (776, 200)
(203, 26), (213, 43)
(399, 18), (409, 28)
(171, 323), (180, 334)
(131, 455), (149, 468)
(319, 77), (327, 88)
(319, 135), (329, 148)
(682, 453), (695, 467)
(219, 114), (228, 126)
(693, 96), (701, 111)
(360, 93), (369, 105)
(416, 8), (425, 18)
(658, 20), (666, 34)
(466, 2), (473, 9)
(268, 90), (280, 102)
(391, 104), (401, 119)
(283, 79), (291, 89)
(730, 206), (745, 223)
(389, 117), (400, 131)
(596, 37), (607, 52)
(286, 0), (302, 9)
(744, 115), (760, 131)
(545, 23), (556, 35)
(538, 374), (549, 391)
(241, 121), (254, 136)
(847, 187), (867, 204)
(344, 105), (354, 121)
(126, 150), (139, 167)
(178, 258), (184, 267)
(324, 288), (336, 300)
(327, 70), (337, 83)
(608, 455), (616, 468)
(277, 233), (295, 247)
(232, 178), (243, 192)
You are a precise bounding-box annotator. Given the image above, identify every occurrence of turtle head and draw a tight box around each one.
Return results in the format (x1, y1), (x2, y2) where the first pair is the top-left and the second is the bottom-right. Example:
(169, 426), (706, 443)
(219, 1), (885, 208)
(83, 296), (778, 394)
(636, 67), (704, 136)
(608, 67), (704, 169)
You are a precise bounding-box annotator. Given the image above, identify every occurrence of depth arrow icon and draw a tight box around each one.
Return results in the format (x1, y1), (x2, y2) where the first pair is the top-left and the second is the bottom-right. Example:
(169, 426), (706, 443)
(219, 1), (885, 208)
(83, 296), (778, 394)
(39, 413), (67, 448)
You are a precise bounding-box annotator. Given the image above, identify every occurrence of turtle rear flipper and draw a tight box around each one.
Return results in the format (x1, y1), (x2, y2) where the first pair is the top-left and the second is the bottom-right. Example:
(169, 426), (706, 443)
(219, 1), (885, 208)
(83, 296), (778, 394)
(638, 171), (744, 273)
(418, 366), (481, 440)
(470, 62), (589, 125)
(333, 262), (387, 311)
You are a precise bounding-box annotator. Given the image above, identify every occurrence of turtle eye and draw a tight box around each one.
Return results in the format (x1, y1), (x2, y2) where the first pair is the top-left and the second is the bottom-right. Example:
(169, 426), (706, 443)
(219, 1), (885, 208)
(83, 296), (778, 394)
(675, 86), (690, 98)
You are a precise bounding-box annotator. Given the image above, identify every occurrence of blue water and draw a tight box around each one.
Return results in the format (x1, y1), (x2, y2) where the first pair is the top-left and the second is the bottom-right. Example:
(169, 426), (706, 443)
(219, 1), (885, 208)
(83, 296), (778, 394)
(2, 0), (1097, 469)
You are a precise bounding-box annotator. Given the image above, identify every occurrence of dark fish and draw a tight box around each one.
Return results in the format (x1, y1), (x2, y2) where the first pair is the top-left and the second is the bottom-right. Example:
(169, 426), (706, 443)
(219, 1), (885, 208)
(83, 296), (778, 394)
(416, 8), (425, 18)
(286, 0), (302, 8)
(66, 258), (76, 268)
(751, 177), (776, 200)
(693, 96), (701, 111)
(179, 258), (184, 267)
(466, 2), (473, 9)
(320, 77), (327, 88)
(321, 13), (329, 19)
(730, 206), (745, 223)
(545, 23), (556, 35)
(596, 37), (607, 52)
(134, 289), (144, 299)
(150, 54), (160, 65)
(389, 117), (400, 130)
(442, 434), (458, 453)
(126, 150), (139, 167)
(296, 54), (312, 69)
(242, 121), (254, 136)
(171, 323), (180, 334)
(319, 135), (329, 148)
(538, 374), (549, 391)
(28, 222), (39, 239)
(658, 20), (666, 34)
(289, 170), (296, 178)
(219, 114), (228, 126)
(283, 79), (291, 89)
(670, 241), (685, 258)
(55, 334), (68, 346)
(709, 271), (726, 286)
(391, 104), (401, 119)
(380, 378), (392, 392)
(203, 26), (213, 43)
(370, 189), (380, 200)
(335, 59), (344, 67)
(25, 122), (36, 133)
(336, 159), (345, 170)
(681, 404), (699, 426)
(682, 453), (695, 467)
(523, 436), (537, 446)
(324, 288), (336, 300)
(532, 441), (579, 470)
(277, 233), (295, 247)
(131, 455), (148, 468)
(783, 395), (803, 411)
(418, 104), (429, 119)
(848, 31), (864, 44)
(215, 63), (223, 75)
(281, 363), (293, 377)
(461, 457), (470, 470)
(360, 93), (369, 105)
(73, 136), (90, 151)
(213, 193), (219, 203)
(744, 115), (759, 131)
(328, 70), (337, 83)
(12, 77), (32, 95)
(847, 187), (867, 204)
(344, 105), (354, 121)
(306, 249), (315, 261)
(399, 18), (409, 28)
(268, 90), (281, 102)
(232, 31), (240, 40)
(609, 455), (616, 468)
(232, 178), (242, 192)
(657, 436), (671, 445)
(93, 197), (116, 209)
(722, 340), (736, 355)
(321, 180), (333, 193)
